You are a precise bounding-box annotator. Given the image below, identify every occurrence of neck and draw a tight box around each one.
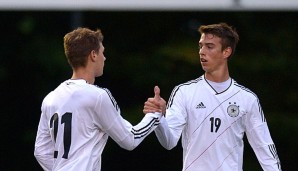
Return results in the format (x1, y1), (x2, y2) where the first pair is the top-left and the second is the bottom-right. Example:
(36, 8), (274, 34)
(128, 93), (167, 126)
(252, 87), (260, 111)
(204, 68), (230, 83)
(71, 68), (95, 84)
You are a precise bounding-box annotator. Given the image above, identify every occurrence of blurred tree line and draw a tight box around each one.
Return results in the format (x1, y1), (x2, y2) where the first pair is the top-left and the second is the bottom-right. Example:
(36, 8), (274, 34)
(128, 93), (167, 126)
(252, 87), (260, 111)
(0, 11), (297, 171)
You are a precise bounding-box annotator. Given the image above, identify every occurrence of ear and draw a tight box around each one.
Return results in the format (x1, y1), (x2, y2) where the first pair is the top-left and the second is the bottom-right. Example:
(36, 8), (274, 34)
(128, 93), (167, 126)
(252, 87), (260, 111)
(223, 47), (232, 59)
(90, 50), (97, 62)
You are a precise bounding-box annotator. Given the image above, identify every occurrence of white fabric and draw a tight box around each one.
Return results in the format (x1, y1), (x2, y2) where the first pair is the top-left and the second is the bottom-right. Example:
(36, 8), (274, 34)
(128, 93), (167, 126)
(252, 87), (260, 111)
(34, 79), (161, 171)
(155, 75), (281, 171)
(205, 77), (232, 94)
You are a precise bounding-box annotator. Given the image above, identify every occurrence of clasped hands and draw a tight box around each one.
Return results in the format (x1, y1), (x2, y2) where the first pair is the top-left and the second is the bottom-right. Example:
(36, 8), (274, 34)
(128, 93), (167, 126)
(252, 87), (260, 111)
(143, 86), (166, 116)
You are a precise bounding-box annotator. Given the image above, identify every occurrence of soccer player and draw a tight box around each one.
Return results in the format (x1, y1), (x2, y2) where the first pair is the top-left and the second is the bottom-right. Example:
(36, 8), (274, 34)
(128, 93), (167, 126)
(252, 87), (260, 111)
(34, 27), (164, 171)
(144, 23), (282, 171)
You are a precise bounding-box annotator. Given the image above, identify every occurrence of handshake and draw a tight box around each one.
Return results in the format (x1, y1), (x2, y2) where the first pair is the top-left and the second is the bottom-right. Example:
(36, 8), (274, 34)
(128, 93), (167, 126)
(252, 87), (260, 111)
(143, 86), (166, 116)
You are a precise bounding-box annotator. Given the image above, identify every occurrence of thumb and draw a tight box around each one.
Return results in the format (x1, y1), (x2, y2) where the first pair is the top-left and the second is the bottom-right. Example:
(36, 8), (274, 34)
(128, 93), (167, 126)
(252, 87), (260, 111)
(154, 86), (161, 100)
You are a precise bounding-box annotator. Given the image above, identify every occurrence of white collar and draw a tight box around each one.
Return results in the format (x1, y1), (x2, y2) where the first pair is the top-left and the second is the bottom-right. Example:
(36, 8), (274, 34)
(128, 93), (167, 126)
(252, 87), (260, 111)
(66, 79), (89, 85)
(205, 77), (232, 94)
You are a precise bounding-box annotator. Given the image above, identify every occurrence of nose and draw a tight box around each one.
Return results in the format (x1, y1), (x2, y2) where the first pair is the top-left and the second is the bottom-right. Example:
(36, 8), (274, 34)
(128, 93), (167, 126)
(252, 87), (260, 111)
(199, 47), (204, 56)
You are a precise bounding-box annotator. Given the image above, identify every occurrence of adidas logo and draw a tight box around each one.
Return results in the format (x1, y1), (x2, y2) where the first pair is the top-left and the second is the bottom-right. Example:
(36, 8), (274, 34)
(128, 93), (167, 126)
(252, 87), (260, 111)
(196, 102), (206, 109)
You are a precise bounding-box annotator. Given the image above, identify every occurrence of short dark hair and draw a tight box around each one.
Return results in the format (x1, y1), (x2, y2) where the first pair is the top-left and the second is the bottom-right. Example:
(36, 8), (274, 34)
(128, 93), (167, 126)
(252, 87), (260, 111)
(64, 27), (104, 69)
(199, 23), (239, 57)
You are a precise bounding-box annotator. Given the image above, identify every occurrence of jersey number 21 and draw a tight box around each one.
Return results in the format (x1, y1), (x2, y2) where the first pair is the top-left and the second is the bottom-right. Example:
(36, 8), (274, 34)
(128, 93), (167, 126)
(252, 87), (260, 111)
(50, 112), (72, 159)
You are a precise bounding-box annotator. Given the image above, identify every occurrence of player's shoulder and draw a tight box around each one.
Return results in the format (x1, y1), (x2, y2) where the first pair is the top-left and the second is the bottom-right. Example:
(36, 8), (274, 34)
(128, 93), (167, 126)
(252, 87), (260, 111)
(232, 80), (258, 100)
(87, 84), (116, 101)
(41, 90), (55, 106)
(41, 81), (66, 103)
(174, 76), (204, 91)
(43, 80), (109, 101)
(93, 86), (113, 98)
(90, 86), (119, 111)
(82, 84), (116, 102)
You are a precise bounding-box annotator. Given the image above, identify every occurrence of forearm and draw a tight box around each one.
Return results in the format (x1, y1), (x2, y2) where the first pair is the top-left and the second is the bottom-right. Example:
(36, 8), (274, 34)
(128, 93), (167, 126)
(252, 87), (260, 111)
(247, 123), (282, 171)
(34, 152), (54, 171)
(252, 144), (282, 171)
(34, 137), (54, 170)
(109, 112), (161, 150)
(155, 117), (180, 150)
(34, 115), (54, 170)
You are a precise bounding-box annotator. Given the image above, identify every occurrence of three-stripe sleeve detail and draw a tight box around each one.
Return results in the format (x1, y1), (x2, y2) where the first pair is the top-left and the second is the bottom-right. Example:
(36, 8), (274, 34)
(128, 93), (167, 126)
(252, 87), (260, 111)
(234, 82), (266, 122)
(103, 88), (119, 111)
(131, 117), (160, 139)
(167, 77), (202, 108)
(269, 144), (282, 170)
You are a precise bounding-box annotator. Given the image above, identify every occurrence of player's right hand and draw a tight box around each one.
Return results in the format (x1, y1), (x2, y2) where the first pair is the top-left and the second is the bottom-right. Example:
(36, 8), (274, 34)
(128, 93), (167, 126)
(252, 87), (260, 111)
(143, 86), (166, 115)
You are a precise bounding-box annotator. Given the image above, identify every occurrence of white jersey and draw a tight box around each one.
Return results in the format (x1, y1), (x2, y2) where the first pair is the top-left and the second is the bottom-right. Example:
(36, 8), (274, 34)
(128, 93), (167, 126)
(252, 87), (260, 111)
(34, 79), (161, 171)
(155, 75), (281, 171)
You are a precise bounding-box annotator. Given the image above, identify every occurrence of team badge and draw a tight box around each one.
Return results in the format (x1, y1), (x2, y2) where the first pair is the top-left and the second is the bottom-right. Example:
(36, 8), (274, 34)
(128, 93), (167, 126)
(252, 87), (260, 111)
(227, 102), (239, 117)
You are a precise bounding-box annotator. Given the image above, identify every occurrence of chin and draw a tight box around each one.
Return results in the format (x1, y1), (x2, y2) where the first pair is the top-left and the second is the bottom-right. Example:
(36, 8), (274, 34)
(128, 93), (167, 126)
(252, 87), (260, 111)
(201, 66), (208, 72)
(96, 72), (103, 77)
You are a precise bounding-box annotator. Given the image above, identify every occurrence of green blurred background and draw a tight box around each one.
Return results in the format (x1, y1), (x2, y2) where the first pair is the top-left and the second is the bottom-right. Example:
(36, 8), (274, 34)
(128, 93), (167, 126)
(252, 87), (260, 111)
(0, 11), (297, 170)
